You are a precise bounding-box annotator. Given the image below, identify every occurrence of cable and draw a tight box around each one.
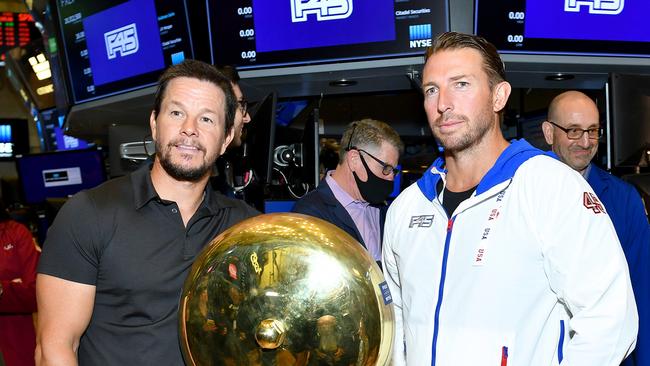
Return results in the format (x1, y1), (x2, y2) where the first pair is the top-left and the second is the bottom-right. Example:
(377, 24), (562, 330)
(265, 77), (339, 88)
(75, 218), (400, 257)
(272, 167), (309, 199)
(233, 169), (254, 192)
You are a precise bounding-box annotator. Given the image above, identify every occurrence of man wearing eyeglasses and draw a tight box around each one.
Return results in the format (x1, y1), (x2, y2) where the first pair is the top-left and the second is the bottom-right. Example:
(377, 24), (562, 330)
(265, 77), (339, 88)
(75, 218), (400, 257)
(212, 66), (252, 197)
(216, 65), (250, 148)
(292, 119), (403, 265)
(542, 90), (650, 366)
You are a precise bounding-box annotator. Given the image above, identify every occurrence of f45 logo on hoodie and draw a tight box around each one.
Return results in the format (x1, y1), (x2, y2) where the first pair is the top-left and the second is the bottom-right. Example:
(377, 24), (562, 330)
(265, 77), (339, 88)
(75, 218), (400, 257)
(583, 192), (606, 214)
(409, 215), (434, 228)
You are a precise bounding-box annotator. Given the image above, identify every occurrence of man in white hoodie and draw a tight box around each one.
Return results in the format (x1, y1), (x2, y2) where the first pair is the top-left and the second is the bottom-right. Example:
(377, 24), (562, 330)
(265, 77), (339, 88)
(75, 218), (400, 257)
(382, 32), (637, 366)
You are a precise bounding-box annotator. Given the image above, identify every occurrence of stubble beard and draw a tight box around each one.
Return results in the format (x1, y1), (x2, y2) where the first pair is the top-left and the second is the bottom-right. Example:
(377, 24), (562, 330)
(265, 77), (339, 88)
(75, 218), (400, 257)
(432, 102), (495, 155)
(156, 139), (217, 182)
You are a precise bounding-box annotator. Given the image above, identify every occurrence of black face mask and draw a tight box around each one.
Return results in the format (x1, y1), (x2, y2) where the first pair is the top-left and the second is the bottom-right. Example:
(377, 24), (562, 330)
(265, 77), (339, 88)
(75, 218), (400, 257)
(353, 154), (394, 204)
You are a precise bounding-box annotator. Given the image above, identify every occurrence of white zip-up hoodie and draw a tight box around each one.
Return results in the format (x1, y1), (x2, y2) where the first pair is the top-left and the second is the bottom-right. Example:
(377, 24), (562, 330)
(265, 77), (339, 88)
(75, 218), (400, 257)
(382, 140), (637, 366)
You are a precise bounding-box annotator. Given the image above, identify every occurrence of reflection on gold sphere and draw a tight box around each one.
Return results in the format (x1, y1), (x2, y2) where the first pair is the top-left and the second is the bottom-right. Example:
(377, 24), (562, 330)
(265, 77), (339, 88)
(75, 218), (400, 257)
(255, 318), (286, 349)
(179, 213), (394, 365)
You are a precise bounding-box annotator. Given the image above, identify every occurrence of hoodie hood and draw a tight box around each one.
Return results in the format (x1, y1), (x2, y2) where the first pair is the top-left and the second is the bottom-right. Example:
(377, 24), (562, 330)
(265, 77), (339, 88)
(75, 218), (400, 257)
(417, 139), (544, 201)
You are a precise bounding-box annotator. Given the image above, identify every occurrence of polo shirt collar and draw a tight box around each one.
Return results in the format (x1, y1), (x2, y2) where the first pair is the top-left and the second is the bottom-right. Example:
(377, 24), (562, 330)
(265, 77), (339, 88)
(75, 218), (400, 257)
(131, 162), (236, 213)
(132, 162), (158, 210)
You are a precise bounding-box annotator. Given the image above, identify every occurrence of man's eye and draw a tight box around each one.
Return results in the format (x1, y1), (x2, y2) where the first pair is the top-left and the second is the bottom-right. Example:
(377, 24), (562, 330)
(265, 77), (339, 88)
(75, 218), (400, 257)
(424, 87), (438, 96)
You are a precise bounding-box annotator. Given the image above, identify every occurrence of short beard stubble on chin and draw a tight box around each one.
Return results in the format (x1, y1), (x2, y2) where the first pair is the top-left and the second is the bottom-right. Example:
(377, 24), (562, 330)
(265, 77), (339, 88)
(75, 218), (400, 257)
(156, 139), (215, 182)
(433, 100), (495, 154)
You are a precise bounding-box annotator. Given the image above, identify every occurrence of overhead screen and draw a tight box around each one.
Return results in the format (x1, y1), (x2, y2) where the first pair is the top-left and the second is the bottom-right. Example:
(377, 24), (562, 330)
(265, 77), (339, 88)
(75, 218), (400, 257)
(208, 0), (449, 69)
(0, 12), (41, 65)
(55, 0), (194, 104)
(474, 0), (650, 57)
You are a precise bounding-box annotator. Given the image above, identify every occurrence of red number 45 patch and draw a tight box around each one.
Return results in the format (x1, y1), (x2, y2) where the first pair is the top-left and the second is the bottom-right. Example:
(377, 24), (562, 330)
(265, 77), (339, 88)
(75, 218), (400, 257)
(583, 192), (606, 214)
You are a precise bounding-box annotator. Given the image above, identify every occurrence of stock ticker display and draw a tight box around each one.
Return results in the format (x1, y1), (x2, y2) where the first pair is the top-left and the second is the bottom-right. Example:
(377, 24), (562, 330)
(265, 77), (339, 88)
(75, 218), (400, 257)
(56, 0), (194, 104)
(475, 0), (650, 57)
(208, 0), (449, 69)
(0, 12), (40, 63)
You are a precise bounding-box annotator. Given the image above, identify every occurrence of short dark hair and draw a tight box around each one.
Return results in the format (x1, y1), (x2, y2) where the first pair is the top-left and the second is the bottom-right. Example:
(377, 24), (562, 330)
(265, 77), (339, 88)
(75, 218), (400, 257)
(153, 60), (237, 134)
(215, 65), (241, 84)
(339, 119), (404, 162)
(426, 32), (506, 88)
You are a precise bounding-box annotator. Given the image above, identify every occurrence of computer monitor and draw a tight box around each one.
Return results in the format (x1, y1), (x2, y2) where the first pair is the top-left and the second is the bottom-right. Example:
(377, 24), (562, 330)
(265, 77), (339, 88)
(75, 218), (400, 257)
(475, 0), (650, 57)
(15, 149), (107, 204)
(0, 119), (29, 160)
(245, 92), (278, 185)
(609, 73), (650, 167)
(54, 0), (194, 104)
(207, 0), (448, 70)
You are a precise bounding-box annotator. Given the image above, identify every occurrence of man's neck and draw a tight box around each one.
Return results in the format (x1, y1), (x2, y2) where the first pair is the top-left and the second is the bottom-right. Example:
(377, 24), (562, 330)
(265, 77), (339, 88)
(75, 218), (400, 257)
(579, 163), (592, 178)
(443, 131), (510, 192)
(150, 161), (209, 227)
(330, 165), (362, 201)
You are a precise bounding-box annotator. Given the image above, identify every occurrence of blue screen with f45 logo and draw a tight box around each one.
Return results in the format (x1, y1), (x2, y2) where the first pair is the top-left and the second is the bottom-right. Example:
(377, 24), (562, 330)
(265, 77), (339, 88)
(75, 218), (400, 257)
(83, 0), (164, 86)
(475, 0), (650, 57)
(208, 0), (449, 70)
(252, 0), (395, 52)
(56, 0), (193, 104)
(524, 0), (650, 43)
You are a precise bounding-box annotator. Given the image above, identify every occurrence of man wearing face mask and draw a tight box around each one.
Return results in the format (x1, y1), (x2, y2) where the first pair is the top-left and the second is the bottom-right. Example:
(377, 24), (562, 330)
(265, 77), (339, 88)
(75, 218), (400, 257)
(292, 119), (404, 265)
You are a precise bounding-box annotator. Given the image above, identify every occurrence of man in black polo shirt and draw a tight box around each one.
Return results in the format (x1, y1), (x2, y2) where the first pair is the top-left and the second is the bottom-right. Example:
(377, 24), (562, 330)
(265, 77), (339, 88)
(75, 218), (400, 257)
(35, 60), (259, 365)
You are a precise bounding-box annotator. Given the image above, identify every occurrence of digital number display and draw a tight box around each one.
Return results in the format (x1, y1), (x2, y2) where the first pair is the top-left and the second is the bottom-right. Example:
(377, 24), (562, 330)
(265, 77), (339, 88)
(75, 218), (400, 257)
(0, 12), (40, 63)
(56, 0), (194, 104)
(208, 0), (448, 70)
(475, 0), (650, 57)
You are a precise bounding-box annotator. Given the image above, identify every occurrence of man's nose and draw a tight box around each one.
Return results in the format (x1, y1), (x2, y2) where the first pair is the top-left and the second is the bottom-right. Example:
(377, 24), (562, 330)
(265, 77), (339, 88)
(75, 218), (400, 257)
(576, 131), (593, 148)
(181, 117), (198, 136)
(437, 89), (453, 114)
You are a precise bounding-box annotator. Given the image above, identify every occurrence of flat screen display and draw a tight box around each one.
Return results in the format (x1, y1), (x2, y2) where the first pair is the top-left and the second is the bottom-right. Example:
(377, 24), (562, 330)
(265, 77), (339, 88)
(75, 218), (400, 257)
(0, 119), (29, 160)
(56, 0), (194, 104)
(208, 0), (449, 69)
(15, 149), (106, 204)
(474, 0), (650, 57)
(0, 12), (40, 65)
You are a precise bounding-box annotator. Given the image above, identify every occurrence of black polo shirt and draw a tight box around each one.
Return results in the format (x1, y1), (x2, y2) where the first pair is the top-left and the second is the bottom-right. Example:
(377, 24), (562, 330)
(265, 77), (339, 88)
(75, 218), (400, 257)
(38, 163), (259, 365)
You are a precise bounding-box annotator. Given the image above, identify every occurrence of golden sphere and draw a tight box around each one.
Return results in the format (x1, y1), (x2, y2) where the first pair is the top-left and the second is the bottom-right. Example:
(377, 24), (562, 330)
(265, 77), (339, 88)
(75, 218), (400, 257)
(179, 213), (394, 365)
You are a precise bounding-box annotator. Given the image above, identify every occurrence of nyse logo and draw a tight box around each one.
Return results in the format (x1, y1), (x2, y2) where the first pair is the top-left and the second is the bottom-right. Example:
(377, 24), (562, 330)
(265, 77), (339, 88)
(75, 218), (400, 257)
(104, 23), (139, 60)
(564, 0), (624, 15)
(409, 215), (434, 228)
(290, 0), (353, 23)
(409, 24), (432, 48)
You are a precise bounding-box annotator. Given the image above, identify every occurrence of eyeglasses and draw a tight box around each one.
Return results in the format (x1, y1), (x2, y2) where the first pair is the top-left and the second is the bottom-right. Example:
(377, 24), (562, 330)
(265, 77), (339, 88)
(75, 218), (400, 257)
(353, 148), (400, 176)
(345, 123), (400, 176)
(237, 99), (248, 115)
(547, 120), (603, 140)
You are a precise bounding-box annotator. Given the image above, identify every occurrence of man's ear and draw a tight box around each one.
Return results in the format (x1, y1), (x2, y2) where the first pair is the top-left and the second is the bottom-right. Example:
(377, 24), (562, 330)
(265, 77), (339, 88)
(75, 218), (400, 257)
(220, 127), (235, 155)
(541, 121), (555, 145)
(492, 81), (512, 113)
(149, 111), (157, 141)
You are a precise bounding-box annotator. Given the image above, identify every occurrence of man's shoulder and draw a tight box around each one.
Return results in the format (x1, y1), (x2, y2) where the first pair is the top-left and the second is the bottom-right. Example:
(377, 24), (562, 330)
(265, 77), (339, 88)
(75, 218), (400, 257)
(212, 193), (259, 215)
(62, 175), (132, 211)
(589, 165), (638, 193)
(515, 154), (584, 184)
(293, 182), (334, 212)
(388, 181), (432, 215)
